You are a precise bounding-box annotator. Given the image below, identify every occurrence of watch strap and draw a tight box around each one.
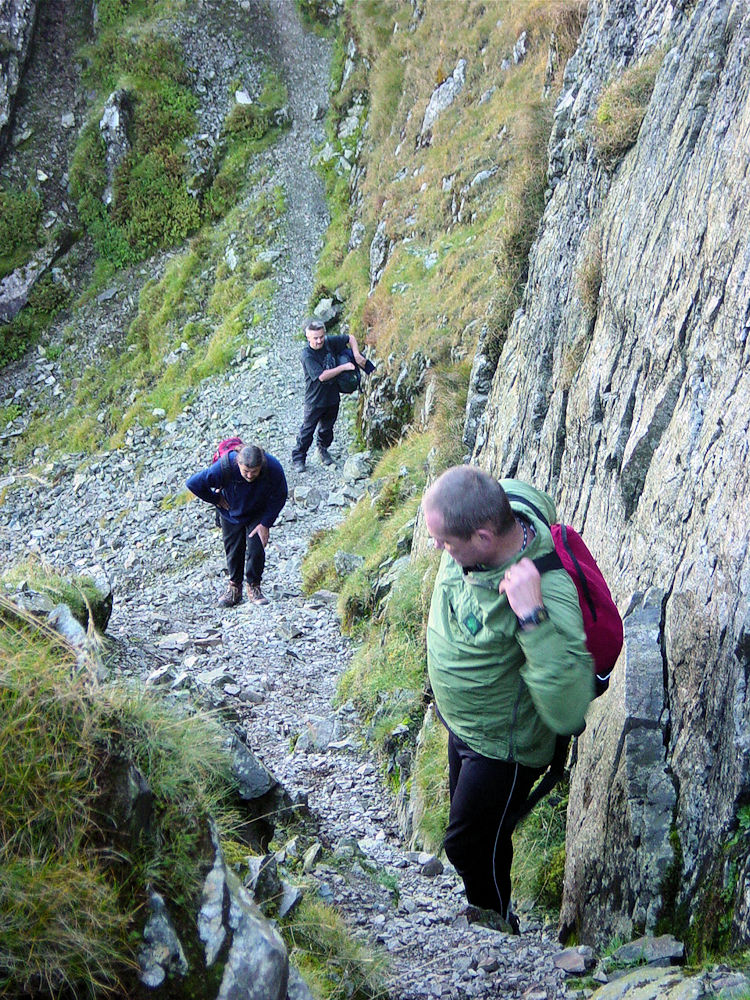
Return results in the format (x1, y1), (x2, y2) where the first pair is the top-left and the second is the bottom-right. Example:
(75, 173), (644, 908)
(517, 605), (549, 629)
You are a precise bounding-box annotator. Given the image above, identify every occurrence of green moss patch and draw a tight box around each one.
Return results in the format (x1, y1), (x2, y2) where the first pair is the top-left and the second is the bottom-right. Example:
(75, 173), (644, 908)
(0, 184), (42, 279)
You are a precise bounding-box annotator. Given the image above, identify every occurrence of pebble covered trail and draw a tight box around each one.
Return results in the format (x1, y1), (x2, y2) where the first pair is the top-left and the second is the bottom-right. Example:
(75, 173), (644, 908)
(0, 2), (572, 997)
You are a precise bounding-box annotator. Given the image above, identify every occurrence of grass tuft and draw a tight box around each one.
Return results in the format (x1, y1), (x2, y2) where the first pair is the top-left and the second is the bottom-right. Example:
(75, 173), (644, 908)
(576, 222), (603, 321)
(410, 706), (449, 853)
(512, 780), (569, 913)
(3, 555), (112, 631)
(591, 50), (664, 169)
(284, 897), (386, 1000)
(0, 183), (42, 278)
(0, 595), (240, 997)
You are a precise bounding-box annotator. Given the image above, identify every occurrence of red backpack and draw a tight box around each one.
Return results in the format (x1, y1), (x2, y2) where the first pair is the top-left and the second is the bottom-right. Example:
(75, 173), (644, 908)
(505, 491), (624, 821)
(213, 437), (244, 486)
(505, 492), (623, 697)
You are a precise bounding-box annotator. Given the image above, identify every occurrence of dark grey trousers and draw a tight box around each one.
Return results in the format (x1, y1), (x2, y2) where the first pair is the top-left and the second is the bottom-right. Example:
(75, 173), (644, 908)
(221, 518), (265, 588)
(292, 401), (339, 462)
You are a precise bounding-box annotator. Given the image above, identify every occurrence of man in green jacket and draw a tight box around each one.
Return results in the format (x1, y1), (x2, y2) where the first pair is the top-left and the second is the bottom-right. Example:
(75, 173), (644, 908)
(423, 465), (593, 932)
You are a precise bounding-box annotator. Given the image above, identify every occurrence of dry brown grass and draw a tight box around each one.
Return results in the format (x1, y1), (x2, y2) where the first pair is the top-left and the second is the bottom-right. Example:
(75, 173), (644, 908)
(591, 49), (664, 168)
(560, 333), (591, 390)
(576, 221), (603, 319)
(361, 294), (393, 347)
(332, 0), (588, 366)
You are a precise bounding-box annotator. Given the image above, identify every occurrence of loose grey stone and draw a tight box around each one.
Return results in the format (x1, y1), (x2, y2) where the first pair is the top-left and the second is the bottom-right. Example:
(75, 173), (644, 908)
(138, 890), (188, 987)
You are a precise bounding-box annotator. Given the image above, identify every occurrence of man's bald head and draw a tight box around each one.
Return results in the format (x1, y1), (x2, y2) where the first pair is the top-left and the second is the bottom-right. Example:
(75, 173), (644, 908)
(423, 466), (514, 540)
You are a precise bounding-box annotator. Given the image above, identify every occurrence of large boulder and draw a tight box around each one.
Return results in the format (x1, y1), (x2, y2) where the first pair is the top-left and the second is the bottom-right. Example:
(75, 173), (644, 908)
(227, 733), (293, 850)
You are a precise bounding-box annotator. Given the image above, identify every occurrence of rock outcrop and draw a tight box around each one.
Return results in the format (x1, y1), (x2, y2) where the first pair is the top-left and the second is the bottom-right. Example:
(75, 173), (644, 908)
(100, 89), (133, 207)
(474, 0), (750, 947)
(136, 822), (292, 999)
(360, 350), (429, 448)
(0, 228), (75, 323)
(0, 0), (37, 155)
(417, 58), (467, 147)
(561, 591), (677, 944)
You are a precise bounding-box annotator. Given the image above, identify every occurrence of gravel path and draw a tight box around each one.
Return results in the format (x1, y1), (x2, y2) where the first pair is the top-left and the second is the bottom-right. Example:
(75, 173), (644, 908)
(0, 2), (572, 997)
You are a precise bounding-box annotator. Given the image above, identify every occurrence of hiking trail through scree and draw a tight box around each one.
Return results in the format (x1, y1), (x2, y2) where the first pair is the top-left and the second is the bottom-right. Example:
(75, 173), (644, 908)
(0, 2), (572, 996)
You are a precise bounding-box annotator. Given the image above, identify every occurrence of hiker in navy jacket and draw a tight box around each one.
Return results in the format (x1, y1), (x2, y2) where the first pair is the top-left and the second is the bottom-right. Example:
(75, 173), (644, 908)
(187, 444), (287, 607)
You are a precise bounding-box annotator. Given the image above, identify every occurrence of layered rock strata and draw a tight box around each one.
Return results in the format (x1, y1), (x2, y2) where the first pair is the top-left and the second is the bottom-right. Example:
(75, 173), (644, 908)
(0, 0), (37, 154)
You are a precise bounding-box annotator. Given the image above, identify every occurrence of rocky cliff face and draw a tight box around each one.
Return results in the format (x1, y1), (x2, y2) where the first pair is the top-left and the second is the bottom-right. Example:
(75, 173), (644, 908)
(0, 0), (37, 155)
(473, 0), (750, 948)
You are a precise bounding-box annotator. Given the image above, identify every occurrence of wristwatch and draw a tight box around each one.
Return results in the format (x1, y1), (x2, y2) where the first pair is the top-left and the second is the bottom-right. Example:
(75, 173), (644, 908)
(517, 606), (550, 630)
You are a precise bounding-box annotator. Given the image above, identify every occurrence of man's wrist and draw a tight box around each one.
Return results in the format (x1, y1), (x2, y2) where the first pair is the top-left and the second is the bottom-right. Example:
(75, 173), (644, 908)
(517, 606), (550, 630)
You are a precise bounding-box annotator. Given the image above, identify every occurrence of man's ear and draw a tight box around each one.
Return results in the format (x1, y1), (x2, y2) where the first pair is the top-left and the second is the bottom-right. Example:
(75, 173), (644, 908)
(474, 527), (495, 546)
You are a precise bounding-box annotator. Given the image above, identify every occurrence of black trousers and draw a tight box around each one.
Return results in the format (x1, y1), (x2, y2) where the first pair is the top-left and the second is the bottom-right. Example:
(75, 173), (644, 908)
(292, 401), (339, 462)
(221, 518), (265, 588)
(445, 730), (542, 918)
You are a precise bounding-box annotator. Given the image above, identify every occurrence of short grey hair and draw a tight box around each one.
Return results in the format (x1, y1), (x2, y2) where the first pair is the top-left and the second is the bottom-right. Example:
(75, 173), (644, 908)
(304, 318), (326, 334)
(237, 444), (267, 472)
(423, 466), (514, 539)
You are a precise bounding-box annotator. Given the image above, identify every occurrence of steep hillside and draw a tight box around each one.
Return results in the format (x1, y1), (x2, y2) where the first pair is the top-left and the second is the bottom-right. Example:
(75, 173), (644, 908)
(3, 0), (749, 977)
(312, 0), (587, 449)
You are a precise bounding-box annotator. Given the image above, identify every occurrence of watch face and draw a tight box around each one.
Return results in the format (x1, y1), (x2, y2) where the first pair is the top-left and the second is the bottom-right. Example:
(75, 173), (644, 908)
(519, 606), (548, 627)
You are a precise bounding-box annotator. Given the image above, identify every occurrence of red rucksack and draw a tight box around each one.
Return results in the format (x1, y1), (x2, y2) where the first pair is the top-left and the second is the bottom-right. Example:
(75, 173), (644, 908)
(213, 437), (244, 486)
(505, 491), (624, 821)
(505, 492), (623, 697)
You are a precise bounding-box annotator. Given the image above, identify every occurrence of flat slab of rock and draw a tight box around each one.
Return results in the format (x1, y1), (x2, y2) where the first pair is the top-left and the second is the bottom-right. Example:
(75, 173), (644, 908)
(612, 934), (685, 966)
(157, 631), (191, 651)
(553, 946), (596, 974)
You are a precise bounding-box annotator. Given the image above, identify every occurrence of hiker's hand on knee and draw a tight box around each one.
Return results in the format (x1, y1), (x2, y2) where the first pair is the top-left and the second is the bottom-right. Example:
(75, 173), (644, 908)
(498, 557), (543, 619)
(250, 523), (269, 547)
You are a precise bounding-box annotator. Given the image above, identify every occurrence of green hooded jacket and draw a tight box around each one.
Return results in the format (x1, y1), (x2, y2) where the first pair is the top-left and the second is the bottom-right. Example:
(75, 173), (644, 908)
(426, 479), (594, 767)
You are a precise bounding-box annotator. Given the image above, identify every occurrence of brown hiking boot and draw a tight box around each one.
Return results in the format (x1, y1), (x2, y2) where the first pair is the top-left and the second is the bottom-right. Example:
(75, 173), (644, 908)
(247, 583), (269, 605)
(218, 583), (242, 607)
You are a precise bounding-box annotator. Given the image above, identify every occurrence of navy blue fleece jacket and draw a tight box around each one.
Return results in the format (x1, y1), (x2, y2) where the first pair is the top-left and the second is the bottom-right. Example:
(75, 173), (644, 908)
(186, 452), (288, 527)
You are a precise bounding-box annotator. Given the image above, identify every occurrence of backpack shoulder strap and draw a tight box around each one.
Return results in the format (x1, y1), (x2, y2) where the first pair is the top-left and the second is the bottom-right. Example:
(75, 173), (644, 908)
(504, 490), (560, 574)
(504, 490), (550, 528)
(558, 524), (598, 621)
(533, 550), (564, 575)
(219, 451), (233, 488)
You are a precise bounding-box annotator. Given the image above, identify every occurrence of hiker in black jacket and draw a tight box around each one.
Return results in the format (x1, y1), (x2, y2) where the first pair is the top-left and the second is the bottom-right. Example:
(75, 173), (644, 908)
(186, 444), (287, 607)
(292, 318), (369, 473)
